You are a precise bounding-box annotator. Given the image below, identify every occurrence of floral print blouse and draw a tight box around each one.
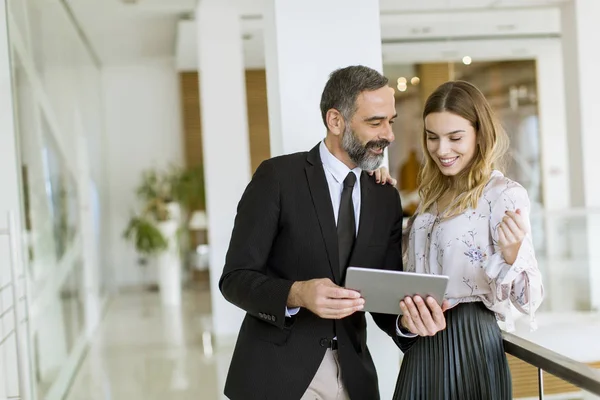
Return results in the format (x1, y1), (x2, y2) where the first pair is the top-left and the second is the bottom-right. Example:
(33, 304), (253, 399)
(403, 170), (544, 331)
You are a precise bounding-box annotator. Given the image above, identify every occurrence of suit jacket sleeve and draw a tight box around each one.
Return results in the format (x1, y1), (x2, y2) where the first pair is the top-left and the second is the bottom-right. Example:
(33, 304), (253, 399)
(219, 160), (294, 330)
(369, 189), (418, 353)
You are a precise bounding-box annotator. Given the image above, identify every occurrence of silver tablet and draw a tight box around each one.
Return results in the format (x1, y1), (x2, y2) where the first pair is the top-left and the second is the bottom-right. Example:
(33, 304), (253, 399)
(344, 267), (449, 315)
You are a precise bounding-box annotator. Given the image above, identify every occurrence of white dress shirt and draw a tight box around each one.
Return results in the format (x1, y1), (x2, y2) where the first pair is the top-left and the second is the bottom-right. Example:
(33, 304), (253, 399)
(319, 141), (362, 233)
(286, 141), (415, 338)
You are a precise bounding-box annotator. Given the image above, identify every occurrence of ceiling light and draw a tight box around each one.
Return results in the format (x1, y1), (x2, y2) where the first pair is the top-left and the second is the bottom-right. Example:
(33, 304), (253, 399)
(411, 77), (420, 85)
(397, 77), (407, 84)
(462, 56), (472, 65)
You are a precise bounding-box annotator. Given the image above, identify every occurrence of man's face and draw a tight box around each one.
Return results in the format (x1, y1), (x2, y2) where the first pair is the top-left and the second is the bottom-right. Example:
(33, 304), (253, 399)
(342, 87), (396, 171)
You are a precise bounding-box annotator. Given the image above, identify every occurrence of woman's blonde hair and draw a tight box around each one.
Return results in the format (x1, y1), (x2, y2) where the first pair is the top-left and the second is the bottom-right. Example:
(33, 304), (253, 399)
(418, 81), (509, 218)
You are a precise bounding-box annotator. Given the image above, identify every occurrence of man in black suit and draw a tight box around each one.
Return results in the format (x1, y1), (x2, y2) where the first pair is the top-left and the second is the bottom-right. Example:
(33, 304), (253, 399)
(220, 65), (447, 400)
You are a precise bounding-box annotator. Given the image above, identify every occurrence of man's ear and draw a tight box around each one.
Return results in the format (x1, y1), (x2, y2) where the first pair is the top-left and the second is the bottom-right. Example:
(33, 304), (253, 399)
(326, 109), (345, 136)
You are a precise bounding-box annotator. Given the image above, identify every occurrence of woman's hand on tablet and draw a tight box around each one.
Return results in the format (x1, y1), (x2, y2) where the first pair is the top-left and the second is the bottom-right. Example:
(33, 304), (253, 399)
(399, 296), (449, 336)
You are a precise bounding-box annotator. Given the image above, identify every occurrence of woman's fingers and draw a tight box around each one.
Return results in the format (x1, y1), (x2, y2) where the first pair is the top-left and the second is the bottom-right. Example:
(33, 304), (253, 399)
(499, 223), (517, 246)
(498, 222), (507, 246)
(506, 211), (529, 234)
(374, 169), (382, 183)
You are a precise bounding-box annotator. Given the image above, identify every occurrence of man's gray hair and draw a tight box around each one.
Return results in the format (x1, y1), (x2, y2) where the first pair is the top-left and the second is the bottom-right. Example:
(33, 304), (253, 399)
(320, 65), (389, 128)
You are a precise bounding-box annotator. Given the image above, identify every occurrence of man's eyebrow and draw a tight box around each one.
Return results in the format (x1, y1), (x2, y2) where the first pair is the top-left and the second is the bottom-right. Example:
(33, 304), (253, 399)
(363, 114), (397, 122)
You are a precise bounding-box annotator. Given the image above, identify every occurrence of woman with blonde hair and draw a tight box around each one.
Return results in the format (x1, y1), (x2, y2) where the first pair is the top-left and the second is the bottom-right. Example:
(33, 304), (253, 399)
(377, 80), (544, 399)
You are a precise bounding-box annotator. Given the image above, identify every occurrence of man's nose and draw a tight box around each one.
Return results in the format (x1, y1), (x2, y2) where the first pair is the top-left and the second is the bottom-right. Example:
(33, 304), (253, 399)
(381, 123), (395, 143)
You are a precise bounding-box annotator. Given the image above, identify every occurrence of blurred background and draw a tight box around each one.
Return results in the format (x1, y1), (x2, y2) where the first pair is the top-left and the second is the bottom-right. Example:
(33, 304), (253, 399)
(0, 0), (599, 399)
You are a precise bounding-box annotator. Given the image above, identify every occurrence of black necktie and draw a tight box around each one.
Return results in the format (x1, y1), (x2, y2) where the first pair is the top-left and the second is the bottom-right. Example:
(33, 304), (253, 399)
(338, 172), (357, 278)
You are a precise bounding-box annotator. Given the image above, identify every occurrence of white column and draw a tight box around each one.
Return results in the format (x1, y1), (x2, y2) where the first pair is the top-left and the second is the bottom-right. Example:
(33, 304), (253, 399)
(263, 1), (397, 398)
(196, 0), (250, 342)
(534, 44), (573, 311)
(264, 0), (385, 156)
(561, 0), (600, 311)
(536, 43), (570, 214)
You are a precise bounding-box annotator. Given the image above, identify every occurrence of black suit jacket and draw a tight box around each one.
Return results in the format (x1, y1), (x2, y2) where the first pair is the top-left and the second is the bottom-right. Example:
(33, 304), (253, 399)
(219, 143), (416, 400)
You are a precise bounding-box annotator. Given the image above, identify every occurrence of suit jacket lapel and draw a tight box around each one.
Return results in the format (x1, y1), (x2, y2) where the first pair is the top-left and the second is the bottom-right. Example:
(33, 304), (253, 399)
(353, 172), (375, 259)
(305, 144), (341, 283)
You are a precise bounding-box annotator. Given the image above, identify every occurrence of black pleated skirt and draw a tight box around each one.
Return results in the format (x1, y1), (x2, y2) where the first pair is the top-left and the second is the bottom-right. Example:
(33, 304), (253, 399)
(393, 301), (512, 400)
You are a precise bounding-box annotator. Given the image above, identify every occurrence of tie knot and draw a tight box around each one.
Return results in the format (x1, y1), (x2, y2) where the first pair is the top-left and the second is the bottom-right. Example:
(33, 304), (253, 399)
(343, 172), (357, 188)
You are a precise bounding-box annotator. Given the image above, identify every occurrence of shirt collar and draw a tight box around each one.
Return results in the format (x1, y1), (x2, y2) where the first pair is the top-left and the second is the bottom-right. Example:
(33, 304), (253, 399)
(319, 140), (362, 184)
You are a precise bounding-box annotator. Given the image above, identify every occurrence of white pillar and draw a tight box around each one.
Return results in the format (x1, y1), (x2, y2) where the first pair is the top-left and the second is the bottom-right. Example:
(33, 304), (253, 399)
(264, 0), (385, 156)
(263, 1), (397, 398)
(536, 43), (570, 214)
(534, 43), (573, 311)
(561, 0), (600, 311)
(196, 0), (250, 342)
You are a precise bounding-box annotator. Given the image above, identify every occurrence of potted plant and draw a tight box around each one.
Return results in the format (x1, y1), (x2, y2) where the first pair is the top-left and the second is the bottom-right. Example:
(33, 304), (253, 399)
(123, 165), (205, 306)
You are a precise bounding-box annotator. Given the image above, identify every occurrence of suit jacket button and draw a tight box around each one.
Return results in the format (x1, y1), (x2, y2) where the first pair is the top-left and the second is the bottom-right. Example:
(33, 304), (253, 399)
(272, 315), (277, 322)
(259, 312), (264, 318)
(319, 338), (329, 347)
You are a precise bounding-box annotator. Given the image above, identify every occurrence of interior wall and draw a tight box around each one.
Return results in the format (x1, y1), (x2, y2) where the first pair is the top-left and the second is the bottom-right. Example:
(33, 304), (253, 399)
(103, 58), (184, 288)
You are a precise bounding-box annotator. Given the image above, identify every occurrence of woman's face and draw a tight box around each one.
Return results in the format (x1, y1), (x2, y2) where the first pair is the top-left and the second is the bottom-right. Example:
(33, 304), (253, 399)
(424, 111), (478, 177)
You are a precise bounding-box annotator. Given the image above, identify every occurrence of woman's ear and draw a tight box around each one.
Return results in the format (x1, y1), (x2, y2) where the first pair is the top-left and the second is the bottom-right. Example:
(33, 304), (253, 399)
(326, 109), (345, 136)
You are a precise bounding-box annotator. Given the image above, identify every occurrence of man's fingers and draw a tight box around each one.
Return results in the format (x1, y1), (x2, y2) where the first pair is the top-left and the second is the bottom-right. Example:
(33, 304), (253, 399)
(324, 298), (365, 310)
(324, 286), (361, 299)
(320, 305), (362, 319)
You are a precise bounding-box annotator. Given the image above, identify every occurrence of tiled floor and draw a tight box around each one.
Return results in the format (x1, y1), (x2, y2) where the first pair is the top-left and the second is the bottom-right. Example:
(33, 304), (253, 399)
(65, 287), (233, 400)
(64, 285), (403, 400)
(65, 285), (600, 400)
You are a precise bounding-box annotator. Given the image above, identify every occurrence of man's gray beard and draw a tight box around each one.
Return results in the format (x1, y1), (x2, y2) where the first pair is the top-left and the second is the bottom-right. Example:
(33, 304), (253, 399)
(341, 125), (384, 171)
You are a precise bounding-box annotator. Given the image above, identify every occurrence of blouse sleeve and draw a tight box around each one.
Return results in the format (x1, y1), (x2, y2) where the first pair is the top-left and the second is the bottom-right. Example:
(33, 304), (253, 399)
(484, 184), (544, 330)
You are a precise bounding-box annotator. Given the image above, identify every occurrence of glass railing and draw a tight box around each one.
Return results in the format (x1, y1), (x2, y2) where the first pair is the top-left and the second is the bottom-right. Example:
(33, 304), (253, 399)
(503, 331), (600, 399)
(510, 208), (600, 399)
(531, 208), (600, 314)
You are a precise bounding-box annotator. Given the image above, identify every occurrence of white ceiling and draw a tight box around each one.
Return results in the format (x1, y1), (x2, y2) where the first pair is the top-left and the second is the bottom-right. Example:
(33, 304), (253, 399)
(65, 0), (569, 66)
